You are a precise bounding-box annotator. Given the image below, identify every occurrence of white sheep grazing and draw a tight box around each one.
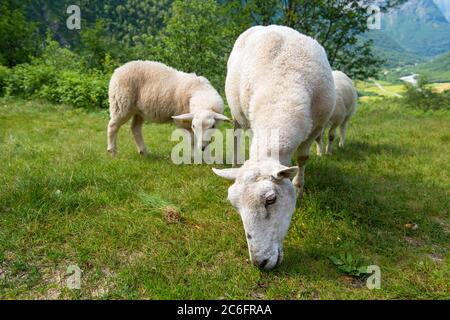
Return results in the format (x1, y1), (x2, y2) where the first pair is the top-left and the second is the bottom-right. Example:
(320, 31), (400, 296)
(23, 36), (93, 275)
(316, 70), (358, 155)
(107, 60), (228, 155)
(213, 25), (335, 270)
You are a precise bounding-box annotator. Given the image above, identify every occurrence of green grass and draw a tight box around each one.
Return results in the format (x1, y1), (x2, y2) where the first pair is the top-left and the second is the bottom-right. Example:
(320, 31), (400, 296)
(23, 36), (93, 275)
(357, 81), (406, 102)
(0, 97), (449, 299)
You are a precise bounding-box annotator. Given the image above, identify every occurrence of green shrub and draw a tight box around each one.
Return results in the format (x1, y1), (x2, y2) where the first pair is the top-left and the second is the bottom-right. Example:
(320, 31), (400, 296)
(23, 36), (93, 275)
(0, 65), (11, 96)
(402, 77), (450, 111)
(39, 71), (109, 109)
(38, 37), (84, 72)
(5, 63), (57, 97)
(2, 36), (110, 109)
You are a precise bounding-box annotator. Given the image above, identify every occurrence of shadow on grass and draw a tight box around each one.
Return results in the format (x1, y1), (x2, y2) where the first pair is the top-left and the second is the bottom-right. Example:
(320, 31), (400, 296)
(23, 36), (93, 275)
(332, 140), (410, 161)
(279, 151), (448, 277)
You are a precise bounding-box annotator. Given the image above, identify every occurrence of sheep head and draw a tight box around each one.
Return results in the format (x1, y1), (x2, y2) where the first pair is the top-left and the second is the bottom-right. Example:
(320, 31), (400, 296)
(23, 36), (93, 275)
(213, 160), (298, 270)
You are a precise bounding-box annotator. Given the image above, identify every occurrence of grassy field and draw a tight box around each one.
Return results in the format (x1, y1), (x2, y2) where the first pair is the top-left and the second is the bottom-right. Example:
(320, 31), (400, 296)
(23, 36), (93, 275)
(0, 97), (449, 299)
(357, 81), (450, 101)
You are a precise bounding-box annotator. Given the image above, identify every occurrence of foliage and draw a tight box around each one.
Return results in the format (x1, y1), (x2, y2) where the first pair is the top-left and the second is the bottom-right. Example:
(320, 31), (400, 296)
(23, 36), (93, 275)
(0, 0), (422, 108)
(232, 0), (389, 80)
(159, 0), (236, 90)
(0, 66), (12, 96)
(402, 77), (450, 111)
(39, 70), (109, 109)
(103, 0), (173, 45)
(0, 0), (36, 66)
(2, 37), (110, 109)
(329, 253), (370, 277)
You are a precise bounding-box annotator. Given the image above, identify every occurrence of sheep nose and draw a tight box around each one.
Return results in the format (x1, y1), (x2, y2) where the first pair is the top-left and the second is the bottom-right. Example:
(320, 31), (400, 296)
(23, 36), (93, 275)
(258, 259), (269, 269)
(251, 257), (269, 269)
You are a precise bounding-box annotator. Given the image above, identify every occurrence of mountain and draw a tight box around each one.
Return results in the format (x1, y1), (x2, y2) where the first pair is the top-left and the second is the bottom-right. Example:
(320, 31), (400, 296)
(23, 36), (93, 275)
(434, 0), (450, 21)
(364, 31), (424, 68)
(365, 0), (450, 68)
(383, 51), (450, 83)
(381, 0), (450, 58)
(414, 50), (450, 81)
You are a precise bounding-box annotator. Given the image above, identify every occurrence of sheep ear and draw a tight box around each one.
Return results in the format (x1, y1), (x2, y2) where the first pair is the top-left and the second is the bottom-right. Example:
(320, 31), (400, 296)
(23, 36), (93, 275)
(272, 166), (298, 180)
(212, 168), (239, 181)
(172, 113), (194, 120)
(213, 113), (231, 121)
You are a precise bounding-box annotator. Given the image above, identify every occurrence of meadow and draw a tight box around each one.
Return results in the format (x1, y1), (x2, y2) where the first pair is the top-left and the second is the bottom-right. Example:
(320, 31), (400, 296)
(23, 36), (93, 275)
(357, 80), (450, 101)
(0, 97), (448, 299)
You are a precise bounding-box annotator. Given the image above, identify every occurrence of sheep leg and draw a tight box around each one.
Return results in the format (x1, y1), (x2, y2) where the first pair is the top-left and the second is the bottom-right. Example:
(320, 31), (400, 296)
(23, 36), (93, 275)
(107, 115), (131, 155)
(293, 124), (326, 201)
(107, 118), (122, 155)
(326, 124), (338, 155)
(315, 131), (324, 156)
(338, 121), (348, 148)
(293, 139), (315, 201)
(131, 114), (148, 155)
(293, 154), (309, 202)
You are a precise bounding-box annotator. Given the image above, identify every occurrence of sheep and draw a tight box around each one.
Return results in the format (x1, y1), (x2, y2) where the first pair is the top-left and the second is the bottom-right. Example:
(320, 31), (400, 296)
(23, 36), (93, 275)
(213, 25), (335, 270)
(107, 60), (229, 155)
(316, 70), (358, 155)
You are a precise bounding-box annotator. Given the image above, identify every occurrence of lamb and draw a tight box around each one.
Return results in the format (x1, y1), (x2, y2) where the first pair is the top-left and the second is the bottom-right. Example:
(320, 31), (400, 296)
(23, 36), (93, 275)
(107, 60), (228, 155)
(316, 70), (358, 155)
(213, 25), (336, 270)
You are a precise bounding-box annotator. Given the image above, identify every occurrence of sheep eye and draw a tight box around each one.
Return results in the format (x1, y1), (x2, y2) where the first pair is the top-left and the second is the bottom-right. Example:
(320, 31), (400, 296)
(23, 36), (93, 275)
(265, 192), (277, 206)
(192, 124), (195, 129)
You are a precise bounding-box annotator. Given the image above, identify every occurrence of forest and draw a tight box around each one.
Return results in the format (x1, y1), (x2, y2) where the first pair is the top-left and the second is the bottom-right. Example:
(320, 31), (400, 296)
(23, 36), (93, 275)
(0, 0), (408, 109)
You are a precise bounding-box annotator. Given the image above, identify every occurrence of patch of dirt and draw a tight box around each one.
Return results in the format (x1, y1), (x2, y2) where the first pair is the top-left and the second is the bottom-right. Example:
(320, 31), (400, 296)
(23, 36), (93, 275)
(164, 207), (182, 224)
(0, 267), (6, 280)
(340, 275), (366, 288)
(295, 289), (321, 300)
(405, 236), (424, 247)
(34, 263), (117, 299)
(427, 253), (444, 263)
(38, 266), (67, 299)
(90, 267), (116, 298)
(118, 251), (145, 265)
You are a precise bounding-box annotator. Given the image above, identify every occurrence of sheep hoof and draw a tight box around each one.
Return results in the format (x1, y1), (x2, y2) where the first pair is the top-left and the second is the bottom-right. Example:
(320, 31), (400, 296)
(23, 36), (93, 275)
(139, 149), (149, 156)
(107, 149), (117, 156)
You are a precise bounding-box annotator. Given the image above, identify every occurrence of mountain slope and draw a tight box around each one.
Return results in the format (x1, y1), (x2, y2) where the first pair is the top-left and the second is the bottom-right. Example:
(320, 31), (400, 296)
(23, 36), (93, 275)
(434, 0), (450, 22)
(383, 51), (450, 83)
(363, 30), (424, 67)
(382, 0), (450, 57)
(413, 51), (450, 81)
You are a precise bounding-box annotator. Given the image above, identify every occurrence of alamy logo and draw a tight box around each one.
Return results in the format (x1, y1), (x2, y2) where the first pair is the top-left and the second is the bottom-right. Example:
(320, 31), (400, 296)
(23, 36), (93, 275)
(366, 265), (381, 289)
(170, 128), (279, 165)
(367, 5), (381, 30)
(66, 264), (82, 290)
(66, 5), (81, 30)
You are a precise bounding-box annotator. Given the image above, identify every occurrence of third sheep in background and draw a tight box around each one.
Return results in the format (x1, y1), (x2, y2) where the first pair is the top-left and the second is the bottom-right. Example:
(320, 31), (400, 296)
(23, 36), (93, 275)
(317, 70), (358, 155)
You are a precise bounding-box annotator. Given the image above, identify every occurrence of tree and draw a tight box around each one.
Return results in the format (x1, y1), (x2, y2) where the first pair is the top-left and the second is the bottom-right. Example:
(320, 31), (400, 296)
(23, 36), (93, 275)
(0, 0), (36, 66)
(279, 0), (384, 79)
(160, 0), (233, 89)
(232, 0), (408, 80)
(26, 0), (173, 48)
(104, 0), (172, 45)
